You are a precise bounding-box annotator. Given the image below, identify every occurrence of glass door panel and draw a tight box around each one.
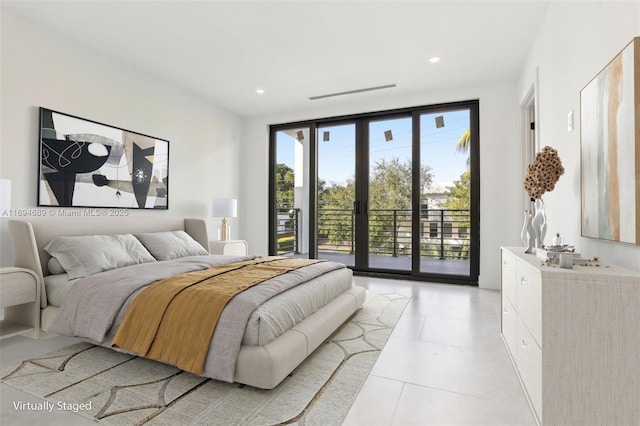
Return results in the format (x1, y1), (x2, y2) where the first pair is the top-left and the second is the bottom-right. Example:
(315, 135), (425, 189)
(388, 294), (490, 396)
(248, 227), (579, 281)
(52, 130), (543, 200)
(316, 124), (356, 266)
(419, 110), (471, 276)
(368, 117), (412, 271)
(274, 128), (309, 257)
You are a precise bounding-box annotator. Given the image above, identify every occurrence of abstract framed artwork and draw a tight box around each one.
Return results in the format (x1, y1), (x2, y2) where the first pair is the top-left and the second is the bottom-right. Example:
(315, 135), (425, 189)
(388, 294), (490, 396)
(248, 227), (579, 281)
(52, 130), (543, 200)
(38, 108), (169, 209)
(580, 37), (639, 245)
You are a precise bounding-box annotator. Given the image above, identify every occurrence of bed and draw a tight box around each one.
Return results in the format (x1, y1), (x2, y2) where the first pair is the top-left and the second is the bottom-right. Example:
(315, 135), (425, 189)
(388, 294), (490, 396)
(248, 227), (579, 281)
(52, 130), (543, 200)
(8, 217), (365, 389)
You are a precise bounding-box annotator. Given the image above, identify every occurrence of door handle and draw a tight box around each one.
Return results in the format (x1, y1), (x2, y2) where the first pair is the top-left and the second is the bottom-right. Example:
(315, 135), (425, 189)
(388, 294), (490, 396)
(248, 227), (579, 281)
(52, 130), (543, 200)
(353, 201), (360, 215)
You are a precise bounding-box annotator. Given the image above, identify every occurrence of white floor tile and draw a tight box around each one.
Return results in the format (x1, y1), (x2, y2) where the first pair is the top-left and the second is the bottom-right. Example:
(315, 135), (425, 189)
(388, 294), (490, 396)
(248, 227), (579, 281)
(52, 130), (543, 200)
(417, 316), (505, 351)
(390, 312), (426, 340)
(403, 296), (499, 324)
(342, 375), (404, 426)
(348, 276), (534, 425)
(392, 383), (535, 426)
(370, 337), (520, 397)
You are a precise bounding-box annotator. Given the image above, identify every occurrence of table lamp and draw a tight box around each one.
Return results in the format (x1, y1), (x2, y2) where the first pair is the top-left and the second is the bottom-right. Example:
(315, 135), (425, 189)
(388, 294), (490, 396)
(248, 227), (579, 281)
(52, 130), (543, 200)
(212, 198), (237, 241)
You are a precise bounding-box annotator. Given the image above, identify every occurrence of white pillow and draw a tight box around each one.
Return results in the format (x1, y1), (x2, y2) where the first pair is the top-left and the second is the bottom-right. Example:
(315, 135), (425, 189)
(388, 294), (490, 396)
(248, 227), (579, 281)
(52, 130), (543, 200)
(134, 231), (209, 260)
(44, 234), (156, 279)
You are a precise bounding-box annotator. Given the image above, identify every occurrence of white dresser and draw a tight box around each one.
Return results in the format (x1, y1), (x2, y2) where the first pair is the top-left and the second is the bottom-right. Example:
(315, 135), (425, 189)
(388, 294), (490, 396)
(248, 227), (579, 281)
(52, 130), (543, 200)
(501, 247), (640, 425)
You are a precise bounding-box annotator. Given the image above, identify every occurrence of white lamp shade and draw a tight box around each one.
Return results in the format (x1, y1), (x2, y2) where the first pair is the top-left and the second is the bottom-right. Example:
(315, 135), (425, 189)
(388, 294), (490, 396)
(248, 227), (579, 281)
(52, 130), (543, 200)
(0, 179), (11, 217)
(212, 198), (237, 218)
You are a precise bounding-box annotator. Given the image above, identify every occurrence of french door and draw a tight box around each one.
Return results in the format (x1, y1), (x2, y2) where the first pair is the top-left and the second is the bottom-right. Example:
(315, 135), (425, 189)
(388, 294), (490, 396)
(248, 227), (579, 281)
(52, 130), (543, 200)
(270, 100), (479, 284)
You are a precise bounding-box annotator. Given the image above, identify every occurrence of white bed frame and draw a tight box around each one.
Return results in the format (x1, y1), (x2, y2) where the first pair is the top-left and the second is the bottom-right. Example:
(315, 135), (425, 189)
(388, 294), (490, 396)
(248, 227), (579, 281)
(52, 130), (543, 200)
(8, 217), (365, 389)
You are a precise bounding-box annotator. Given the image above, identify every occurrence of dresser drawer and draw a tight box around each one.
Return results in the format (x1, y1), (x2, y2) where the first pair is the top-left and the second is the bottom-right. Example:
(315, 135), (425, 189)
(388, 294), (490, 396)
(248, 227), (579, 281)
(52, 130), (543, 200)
(516, 260), (542, 346)
(517, 316), (542, 421)
(502, 298), (517, 358)
(501, 249), (517, 306)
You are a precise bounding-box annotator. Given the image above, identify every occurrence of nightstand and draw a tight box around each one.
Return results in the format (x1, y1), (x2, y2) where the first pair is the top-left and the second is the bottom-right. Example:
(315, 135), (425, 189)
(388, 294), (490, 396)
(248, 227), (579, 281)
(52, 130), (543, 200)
(209, 240), (248, 256)
(0, 267), (40, 339)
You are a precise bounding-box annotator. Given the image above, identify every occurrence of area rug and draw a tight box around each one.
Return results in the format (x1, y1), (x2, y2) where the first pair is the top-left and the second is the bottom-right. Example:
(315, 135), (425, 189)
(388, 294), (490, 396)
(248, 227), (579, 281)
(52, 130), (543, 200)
(1, 292), (409, 426)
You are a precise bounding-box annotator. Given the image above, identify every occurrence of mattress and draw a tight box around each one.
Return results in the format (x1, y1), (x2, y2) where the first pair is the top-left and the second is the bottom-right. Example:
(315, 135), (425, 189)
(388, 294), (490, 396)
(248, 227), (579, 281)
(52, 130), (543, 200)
(45, 267), (353, 347)
(242, 267), (352, 346)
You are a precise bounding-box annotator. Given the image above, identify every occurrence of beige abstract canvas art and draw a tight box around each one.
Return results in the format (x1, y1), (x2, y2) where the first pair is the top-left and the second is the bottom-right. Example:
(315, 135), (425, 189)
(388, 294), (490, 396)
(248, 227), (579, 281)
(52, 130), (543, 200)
(581, 37), (640, 245)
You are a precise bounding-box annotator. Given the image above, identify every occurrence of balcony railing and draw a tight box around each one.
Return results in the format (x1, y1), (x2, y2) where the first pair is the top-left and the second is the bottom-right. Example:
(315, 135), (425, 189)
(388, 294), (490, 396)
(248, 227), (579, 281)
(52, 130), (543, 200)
(276, 207), (300, 254)
(277, 206), (470, 260)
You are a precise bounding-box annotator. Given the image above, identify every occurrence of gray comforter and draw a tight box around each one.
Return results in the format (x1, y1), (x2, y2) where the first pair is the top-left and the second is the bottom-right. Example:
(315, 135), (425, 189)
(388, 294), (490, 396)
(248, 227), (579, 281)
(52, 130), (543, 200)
(49, 255), (345, 382)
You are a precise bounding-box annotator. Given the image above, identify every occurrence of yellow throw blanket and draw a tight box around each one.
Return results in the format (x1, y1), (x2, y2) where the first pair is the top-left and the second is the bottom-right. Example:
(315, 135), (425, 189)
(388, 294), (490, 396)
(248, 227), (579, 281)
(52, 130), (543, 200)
(112, 256), (322, 374)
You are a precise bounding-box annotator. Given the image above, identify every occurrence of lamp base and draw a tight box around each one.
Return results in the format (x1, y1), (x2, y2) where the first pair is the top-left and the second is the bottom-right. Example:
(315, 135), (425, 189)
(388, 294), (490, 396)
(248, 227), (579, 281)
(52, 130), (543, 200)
(218, 217), (230, 241)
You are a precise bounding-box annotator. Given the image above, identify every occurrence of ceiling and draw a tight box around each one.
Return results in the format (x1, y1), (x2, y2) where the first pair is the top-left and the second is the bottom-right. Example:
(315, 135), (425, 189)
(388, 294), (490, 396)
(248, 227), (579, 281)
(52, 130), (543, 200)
(2, 1), (550, 117)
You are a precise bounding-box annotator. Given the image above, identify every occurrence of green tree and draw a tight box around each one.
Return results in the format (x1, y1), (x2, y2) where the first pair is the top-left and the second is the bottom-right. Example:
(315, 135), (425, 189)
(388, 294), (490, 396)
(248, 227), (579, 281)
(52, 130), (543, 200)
(369, 158), (432, 253)
(318, 179), (356, 248)
(275, 163), (296, 253)
(318, 157), (433, 253)
(436, 128), (472, 258)
(446, 127), (471, 210)
(275, 163), (294, 208)
(370, 158), (409, 210)
(443, 170), (470, 210)
(456, 128), (471, 153)
(444, 127), (471, 216)
(456, 128), (471, 168)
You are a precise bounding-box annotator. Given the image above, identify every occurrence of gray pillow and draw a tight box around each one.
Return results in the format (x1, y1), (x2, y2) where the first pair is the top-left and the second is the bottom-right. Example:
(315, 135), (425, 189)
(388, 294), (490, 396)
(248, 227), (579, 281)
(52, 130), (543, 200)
(47, 257), (66, 275)
(44, 234), (156, 279)
(44, 273), (79, 307)
(135, 231), (209, 260)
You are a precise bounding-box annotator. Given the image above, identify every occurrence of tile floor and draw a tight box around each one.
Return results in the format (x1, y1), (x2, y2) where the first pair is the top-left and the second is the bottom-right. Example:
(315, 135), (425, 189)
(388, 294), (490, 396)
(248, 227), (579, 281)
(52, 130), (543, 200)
(1, 276), (536, 425)
(343, 276), (535, 425)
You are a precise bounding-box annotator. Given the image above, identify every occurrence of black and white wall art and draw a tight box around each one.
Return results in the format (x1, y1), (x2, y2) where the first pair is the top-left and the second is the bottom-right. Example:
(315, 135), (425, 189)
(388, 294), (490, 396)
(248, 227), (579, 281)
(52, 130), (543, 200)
(38, 108), (169, 209)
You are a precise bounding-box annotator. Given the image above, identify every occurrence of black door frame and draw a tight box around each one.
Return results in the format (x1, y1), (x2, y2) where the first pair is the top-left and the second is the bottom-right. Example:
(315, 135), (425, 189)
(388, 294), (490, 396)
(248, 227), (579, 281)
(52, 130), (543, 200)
(269, 100), (480, 285)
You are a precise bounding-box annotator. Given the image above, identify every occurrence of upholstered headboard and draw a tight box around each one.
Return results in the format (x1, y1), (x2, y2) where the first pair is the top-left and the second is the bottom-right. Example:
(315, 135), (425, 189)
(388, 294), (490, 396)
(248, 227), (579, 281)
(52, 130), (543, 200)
(9, 218), (210, 308)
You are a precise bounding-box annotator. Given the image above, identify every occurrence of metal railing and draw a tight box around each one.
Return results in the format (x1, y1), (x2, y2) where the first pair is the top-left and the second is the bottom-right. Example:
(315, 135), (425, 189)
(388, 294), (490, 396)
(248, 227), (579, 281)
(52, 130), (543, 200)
(276, 206), (471, 260)
(318, 208), (355, 253)
(419, 208), (471, 260)
(276, 207), (300, 254)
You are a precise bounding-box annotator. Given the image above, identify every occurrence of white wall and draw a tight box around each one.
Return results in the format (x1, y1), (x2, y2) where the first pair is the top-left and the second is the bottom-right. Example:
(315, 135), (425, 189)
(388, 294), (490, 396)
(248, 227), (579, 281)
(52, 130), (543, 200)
(241, 82), (520, 289)
(0, 11), (242, 266)
(518, 1), (640, 272)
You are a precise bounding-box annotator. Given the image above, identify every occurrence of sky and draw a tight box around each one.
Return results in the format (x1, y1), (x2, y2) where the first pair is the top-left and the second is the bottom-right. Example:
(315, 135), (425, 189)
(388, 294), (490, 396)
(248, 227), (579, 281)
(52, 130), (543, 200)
(276, 109), (470, 188)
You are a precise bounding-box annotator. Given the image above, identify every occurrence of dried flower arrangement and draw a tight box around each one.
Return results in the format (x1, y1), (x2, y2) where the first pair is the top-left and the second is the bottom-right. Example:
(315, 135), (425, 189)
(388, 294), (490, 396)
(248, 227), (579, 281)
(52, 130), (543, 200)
(524, 145), (564, 200)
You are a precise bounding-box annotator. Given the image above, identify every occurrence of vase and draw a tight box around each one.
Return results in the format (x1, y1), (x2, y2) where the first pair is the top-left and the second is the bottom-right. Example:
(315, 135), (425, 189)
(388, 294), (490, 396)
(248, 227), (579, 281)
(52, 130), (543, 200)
(531, 199), (547, 248)
(521, 210), (535, 253)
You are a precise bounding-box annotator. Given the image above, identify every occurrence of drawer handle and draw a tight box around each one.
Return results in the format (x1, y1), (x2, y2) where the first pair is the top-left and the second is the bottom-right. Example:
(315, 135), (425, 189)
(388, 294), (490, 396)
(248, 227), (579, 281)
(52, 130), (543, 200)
(520, 276), (527, 286)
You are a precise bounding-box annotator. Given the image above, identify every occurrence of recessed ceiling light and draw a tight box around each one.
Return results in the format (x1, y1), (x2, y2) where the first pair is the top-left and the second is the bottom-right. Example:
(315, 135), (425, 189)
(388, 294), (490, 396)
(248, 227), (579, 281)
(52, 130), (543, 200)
(429, 56), (441, 63)
(256, 88), (265, 95)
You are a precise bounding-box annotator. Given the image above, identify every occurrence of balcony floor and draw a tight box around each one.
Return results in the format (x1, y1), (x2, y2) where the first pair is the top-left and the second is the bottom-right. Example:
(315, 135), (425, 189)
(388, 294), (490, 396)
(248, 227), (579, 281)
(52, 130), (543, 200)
(286, 251), (470, 277)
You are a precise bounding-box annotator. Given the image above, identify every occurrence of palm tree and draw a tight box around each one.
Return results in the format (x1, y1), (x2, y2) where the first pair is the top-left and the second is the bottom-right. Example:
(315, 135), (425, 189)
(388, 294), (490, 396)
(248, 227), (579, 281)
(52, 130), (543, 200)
(456, 128), (471, 168)
(456, 128), (471, 153)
